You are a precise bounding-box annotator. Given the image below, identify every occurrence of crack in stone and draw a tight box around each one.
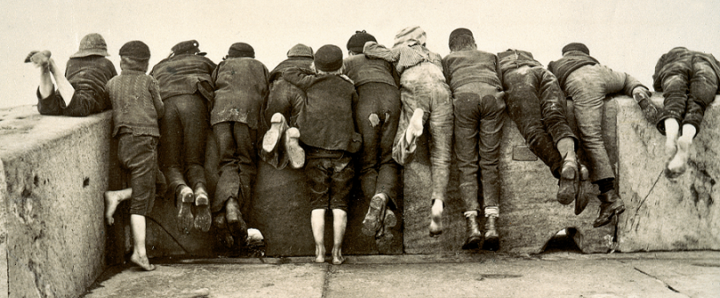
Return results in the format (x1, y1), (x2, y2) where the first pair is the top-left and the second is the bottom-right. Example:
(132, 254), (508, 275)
(634, 267), (689, 297)
(632, 170), (664, 232)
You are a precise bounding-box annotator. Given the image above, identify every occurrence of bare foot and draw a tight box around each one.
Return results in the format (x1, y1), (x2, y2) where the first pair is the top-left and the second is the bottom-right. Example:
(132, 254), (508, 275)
(429, 200), (443, 237)
(263, 113), (285, 153)
(314, 245), (326, 263)
(130, 253), (156, 271)
(332, 247), (345, 265)
(665, 136), (678, 158)
(667, 137), (691, 177)
(104, 191), (121, 225)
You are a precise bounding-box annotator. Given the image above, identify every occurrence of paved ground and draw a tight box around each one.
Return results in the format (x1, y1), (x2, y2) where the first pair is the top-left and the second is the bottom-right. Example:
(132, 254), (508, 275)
(83, 251), (720, 298)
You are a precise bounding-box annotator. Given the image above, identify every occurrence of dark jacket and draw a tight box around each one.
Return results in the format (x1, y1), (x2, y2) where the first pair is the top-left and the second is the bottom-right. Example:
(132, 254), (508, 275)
(653, 47), (720, 94)
(150, 54), (216, 101)
(497, 49), (543, 77)
(283, 67), (360, 153)
(442, 49), (502, 93)
(343, 54), (398, 88)
(211, 57), (269, 128)
(547, 51), (600, 87)
(106, 70), (164, 137)
(264, 58), (313, 128)
(66, 55), (118, 112)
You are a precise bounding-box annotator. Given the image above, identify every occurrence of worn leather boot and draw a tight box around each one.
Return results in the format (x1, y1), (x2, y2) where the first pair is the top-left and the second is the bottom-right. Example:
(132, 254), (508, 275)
(193, 183), (211, 232)
(574, 164), (590, 215)
(557, 155), (579, 205)
(593, 189), (625, 228)
(483, 212), (499, 251)
(225, 198), (248, 243)
(176, 185), (195, 234)
(462, 214), (483, 250)
(362, 193), (388, 236)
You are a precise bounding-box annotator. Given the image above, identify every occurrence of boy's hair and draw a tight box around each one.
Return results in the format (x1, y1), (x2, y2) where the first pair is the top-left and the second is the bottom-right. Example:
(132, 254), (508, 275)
(449, 34), (476, 52)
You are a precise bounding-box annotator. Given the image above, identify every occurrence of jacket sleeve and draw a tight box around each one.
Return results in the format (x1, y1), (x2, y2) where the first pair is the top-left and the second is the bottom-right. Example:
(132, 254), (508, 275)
(150, 77), (164, 119)
(363, 42), (400, 63)
(495, 54), (503, 87)
(282, 67), (317, 90)
(652, 53), (667, 92)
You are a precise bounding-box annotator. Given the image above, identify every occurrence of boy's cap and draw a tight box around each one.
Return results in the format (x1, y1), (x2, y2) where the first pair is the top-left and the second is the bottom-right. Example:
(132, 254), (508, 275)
(70, 33), (110, 58)
(172, 40), (207, 56)
(393, 26), (427, 48)
(347, 30), (376, 53)
(287, 43), (314, 58)
(314, 44), (343, 72)
(562, 42), (590, 55)
(228, 42), (254, 58)
(119, 40), (151, 60)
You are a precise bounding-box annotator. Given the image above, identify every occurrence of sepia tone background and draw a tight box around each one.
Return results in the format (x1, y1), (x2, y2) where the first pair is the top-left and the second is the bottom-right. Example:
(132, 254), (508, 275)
(2, 0), (719, 109)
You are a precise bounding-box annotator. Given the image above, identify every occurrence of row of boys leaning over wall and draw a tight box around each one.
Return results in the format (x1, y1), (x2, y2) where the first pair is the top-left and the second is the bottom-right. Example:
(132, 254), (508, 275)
(26, 27), (720, 269)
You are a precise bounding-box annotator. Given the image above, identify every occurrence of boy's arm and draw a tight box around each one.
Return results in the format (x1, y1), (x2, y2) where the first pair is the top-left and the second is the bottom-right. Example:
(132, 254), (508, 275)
(150, 77), (165, 119)
(363, 41), (400, 63)
(652, 53), (666, 92)
(283, 67), (317, 90)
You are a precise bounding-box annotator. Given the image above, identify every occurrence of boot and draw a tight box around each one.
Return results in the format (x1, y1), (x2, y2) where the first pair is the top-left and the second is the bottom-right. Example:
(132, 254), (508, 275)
(593, 189), (625, 228)
(225, 198), (248, 243)
(462, 214), (483, 250)
(482, 208), (499, 251)
(193, 183), (212, 232)
(557, 154), (579, 205)
(213, 211), (234, 248)
(362, 193), (387, 236)
(574, 164), (590, 215)
(284, 127), (305, 169)
(261, 113), (288, 168)
(176, 185), (195, 234)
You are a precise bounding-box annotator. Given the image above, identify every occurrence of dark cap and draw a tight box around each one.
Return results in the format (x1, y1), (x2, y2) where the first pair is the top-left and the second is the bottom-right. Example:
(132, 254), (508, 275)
(228, 42), (254, 58)
(562, 42), (590, 55)
(287, 43), (314, 58)
(119, 40), (151, 60)
(172, 40), (206, 56)
(314, 44), (343, 72)
(347, 30), (377, 53)
(70, 33), (110, 58)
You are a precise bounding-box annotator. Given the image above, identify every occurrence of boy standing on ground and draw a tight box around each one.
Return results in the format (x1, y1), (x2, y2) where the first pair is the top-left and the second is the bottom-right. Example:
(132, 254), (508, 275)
(211, 42), (269, 243)
(548, 42), (658, 228)
(26, 33), (117, 116)
(344, 30), (400, 238)
(363, 26), (454, 237)
(151, 40), (216, 234)
(653, 47), (720, 178)
(103, 41), (164, 271)
(283, 45), (361, 264)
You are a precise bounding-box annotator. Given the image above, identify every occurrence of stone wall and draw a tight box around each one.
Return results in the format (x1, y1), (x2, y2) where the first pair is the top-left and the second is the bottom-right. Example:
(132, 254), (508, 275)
(0, 106), (113, 298)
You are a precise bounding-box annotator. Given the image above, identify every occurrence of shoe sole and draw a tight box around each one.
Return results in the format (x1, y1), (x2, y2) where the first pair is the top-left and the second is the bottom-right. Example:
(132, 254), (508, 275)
(593, 205), (626, 228)
(194, 205), (212, 232)
(263, 114), (285, 153)
(462, 235), (484, 250)
(177, 202), (194, 234)
(557, 163), (578, 205)
(285, 128), (305, 169)
(361, 195), (386, 236)
(482, 236), (500, 251)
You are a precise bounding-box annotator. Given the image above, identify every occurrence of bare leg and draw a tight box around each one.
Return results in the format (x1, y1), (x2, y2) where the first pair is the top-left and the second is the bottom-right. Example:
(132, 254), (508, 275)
(38, 62), (54, 98)
(104, 188), (132, 225)
(664, 118), (680, 158)
(48, 59), (74, 107)
(130, 214), (155, 271)
(311, 209), (326, 263)
(667, 124), (696, 175)
(331, 209), (347, 265)
(429, 199), (443, 236)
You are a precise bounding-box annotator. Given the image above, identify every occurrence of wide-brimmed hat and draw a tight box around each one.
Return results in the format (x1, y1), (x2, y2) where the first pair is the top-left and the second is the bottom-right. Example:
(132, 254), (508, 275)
(70, 33), (110, 58)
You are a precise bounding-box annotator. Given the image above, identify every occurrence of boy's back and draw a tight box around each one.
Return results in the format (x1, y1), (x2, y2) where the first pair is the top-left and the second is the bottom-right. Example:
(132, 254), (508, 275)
(211, 57), (269, 128)
(107, 70), (162, 137)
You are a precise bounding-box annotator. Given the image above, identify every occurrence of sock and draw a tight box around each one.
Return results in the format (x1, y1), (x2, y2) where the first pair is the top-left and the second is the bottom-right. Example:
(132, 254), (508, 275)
(464, 211), (478, 218)
(484, 206), (499, 218)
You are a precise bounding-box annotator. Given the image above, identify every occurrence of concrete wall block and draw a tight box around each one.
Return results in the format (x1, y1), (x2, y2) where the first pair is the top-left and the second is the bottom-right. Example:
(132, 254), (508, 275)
(616, 95), (720, 252)
(0, 106), (111, 298)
